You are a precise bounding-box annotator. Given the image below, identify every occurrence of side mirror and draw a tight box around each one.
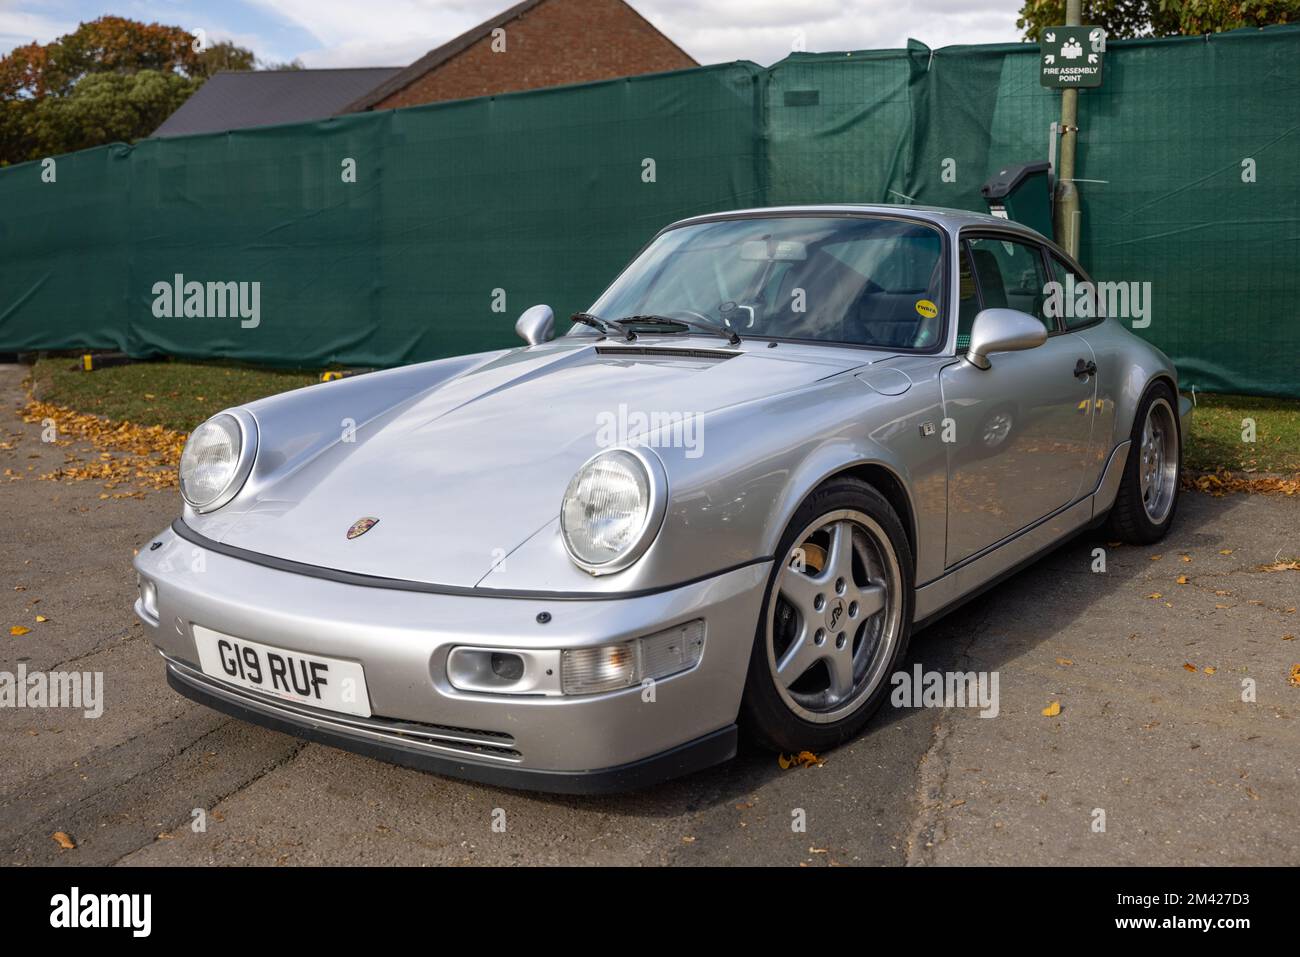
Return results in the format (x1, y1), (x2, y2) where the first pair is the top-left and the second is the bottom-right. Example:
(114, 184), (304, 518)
(966, 308), (1047, 370)
(515, 304), (555, 345)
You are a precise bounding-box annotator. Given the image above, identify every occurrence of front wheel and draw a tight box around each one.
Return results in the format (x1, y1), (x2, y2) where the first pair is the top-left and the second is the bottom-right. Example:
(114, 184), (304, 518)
(740, 477), (913, 754)
(1107, 382), (1182, 544)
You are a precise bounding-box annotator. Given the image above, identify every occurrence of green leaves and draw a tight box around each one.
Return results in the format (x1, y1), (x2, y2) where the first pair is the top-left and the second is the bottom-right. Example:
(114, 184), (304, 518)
(30, 71), (200, 158)
(1017, 0), (1299, 42)
(0, 16), (255, 166)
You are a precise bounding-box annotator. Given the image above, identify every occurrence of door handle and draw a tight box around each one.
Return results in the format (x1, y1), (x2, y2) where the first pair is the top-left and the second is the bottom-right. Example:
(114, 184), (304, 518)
(1074, 358), (1097, 379)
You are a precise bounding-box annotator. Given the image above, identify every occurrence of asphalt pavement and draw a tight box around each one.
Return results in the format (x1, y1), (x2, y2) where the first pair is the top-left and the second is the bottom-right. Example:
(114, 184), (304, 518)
(1, 363), (1296, 866)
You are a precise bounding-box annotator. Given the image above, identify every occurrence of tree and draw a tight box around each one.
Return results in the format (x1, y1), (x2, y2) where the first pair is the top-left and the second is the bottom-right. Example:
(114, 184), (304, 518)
(1018, 0), (1300, 41)
(0, 16), (256, 166)
(197, 42), (257, 78)
(1175, 0), (1300, 32)
(30, 71), (200, 158)
(18, 17), (202, 97)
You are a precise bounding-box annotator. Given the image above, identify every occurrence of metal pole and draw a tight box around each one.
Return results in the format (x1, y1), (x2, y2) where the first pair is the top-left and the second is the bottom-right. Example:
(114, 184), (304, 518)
(1053, 0), (1082, 257)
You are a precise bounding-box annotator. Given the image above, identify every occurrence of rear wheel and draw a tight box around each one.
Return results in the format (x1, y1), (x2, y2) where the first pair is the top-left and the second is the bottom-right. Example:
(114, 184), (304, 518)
(1107, 383), (1181, 544)
(740, 477), (913, 753)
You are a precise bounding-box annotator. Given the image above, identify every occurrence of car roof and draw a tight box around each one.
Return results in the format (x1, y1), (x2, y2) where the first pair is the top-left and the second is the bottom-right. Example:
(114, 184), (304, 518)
(665, 204), (1048, 241)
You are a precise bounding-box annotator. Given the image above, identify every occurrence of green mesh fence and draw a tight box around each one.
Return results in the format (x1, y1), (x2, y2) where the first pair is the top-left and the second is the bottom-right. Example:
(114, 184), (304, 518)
(1, 28), (1297, 396)
(1, 62), (764, 368)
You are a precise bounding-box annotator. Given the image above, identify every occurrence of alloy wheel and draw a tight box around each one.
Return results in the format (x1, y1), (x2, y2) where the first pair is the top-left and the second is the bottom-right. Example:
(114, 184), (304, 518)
(1139, 396), (1178, 524)
(765, 509), (903, 724)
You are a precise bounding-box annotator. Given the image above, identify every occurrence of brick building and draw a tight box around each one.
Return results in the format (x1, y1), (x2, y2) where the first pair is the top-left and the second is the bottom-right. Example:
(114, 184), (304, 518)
(343, 0), (697, 112)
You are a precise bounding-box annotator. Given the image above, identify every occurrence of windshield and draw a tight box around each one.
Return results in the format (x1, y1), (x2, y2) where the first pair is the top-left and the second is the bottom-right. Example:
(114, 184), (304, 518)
(579, 215), (946, 349)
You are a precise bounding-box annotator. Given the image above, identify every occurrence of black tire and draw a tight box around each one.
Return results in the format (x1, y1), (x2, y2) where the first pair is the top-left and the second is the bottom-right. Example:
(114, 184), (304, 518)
(740, 476), (914, 754)
(1107, 381), (1182, 545)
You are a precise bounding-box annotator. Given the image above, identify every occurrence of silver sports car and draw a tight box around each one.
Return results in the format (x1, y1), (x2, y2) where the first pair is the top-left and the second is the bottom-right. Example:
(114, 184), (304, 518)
(133, 205), (1191, 792)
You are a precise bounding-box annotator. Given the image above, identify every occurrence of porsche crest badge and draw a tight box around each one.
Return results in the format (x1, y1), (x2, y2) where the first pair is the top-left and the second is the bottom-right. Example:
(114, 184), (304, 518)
(346, 517), (380, 540)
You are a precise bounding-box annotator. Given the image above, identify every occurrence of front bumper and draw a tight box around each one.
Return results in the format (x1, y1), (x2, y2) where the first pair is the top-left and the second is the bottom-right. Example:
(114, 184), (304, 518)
(134, 524), (769, 792)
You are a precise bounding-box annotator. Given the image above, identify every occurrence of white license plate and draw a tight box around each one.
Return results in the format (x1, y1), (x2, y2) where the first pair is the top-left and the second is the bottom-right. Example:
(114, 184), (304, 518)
(193, 625), (372, 717)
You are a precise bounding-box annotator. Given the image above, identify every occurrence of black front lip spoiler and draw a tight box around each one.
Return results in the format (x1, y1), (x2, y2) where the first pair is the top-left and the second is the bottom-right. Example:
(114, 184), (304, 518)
(166, 665), (738, 795)
(169, 518), (772, 602)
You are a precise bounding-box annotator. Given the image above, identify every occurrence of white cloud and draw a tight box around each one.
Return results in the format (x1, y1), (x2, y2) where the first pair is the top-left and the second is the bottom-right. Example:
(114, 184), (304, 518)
(640, 0), (1025, 65)
(0, 0), (1024, 67)
(0, 2), (288, 66)
(244, 0), (494, 66)
(243, 0), (1025, 69)
(0, 7), (77, 54)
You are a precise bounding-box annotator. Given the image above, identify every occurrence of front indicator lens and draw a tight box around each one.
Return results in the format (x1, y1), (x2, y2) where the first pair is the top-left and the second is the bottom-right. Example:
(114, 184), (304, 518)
(560, 620), (705, 695)
(561, 643), (637, 695)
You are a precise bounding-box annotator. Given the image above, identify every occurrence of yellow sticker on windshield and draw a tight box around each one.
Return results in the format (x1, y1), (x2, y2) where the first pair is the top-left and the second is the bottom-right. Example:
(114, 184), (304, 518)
(915, 299), (938, 319)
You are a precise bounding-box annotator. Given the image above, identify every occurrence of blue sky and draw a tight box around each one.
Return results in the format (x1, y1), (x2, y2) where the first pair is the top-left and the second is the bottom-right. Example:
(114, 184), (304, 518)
(0, 0), (1026, 69)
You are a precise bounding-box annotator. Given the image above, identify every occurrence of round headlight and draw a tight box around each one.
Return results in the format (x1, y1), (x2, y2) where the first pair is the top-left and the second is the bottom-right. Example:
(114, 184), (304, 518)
(561, 449), (666, 574)
(179, 412), (255, 511)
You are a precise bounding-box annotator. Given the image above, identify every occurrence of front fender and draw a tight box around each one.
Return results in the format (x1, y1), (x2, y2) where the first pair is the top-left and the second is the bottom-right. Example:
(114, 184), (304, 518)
(487, 372), (947, 594)
(760, 380), (945, 586)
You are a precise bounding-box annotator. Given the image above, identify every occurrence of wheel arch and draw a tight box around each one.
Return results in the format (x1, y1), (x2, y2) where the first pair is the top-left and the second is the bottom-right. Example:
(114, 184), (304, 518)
(1147, 372), (1181, 430)
(833, 463), (917, 571)
(1123, 371), (1183, 450)
(770, 453), (919, 575)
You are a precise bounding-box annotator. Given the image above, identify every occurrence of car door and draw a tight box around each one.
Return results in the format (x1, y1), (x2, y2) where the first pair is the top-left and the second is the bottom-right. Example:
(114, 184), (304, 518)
(940, 233), (1097, 567)
(1045, 250), (1118, 491)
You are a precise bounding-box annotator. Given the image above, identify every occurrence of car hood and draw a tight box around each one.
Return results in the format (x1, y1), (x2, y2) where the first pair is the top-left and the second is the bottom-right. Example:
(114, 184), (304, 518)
(207, 339), (879, 587)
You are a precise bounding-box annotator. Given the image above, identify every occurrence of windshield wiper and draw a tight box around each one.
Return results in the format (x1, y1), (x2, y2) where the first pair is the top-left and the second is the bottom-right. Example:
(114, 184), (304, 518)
(570, 312), (636, 341)
(617, 314), (741, 346)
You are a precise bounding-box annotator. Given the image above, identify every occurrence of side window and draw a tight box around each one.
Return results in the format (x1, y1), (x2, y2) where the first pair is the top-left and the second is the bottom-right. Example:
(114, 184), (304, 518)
(966, 236), (1052, 332)
(956, 243), (980, 352)
(1047, 255), (1095, 330)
